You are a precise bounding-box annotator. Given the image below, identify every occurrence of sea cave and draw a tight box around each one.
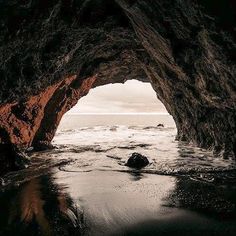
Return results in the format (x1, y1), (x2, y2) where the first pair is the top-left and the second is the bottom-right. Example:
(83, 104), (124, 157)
(1, 1), (236, 235)
(1, 0), (236, 171)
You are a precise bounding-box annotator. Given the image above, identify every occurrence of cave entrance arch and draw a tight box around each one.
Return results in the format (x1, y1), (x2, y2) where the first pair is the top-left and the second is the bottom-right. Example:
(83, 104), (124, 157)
(57, 79), (176, 132)
(52, 79), (176, 149)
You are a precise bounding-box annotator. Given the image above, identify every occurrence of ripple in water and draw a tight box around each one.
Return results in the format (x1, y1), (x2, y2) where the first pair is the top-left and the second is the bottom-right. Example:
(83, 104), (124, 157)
(49, 125), (236, 182)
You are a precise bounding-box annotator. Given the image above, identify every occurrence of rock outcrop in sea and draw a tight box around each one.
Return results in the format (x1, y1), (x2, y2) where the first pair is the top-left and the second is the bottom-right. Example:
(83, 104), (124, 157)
(126, 153), (150, 169)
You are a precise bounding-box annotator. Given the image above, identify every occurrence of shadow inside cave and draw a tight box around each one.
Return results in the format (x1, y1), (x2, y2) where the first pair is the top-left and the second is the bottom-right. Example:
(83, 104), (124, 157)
(0, 173), (84, 236)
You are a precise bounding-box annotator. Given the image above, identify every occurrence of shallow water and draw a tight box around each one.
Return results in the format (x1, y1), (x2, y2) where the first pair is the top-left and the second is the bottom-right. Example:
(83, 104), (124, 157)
(53, 114), (236, 176)
(0, 114), (236, 235)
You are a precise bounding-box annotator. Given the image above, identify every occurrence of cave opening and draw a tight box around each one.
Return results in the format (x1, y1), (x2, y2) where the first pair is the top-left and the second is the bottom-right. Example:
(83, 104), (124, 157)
(55, 79), (176, 145)
(1, 1), (236, 233)
(0, 0), (235, 173)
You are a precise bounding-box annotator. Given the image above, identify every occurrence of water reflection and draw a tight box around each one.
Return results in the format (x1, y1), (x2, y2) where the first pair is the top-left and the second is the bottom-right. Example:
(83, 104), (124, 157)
(0, 173), (83, 236)
(1, 169), (236, 236)
(128, 171), (144, 181)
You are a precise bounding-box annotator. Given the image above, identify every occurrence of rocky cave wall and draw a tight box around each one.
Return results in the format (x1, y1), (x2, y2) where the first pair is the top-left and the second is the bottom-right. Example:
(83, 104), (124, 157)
(0, 0), (236, 169)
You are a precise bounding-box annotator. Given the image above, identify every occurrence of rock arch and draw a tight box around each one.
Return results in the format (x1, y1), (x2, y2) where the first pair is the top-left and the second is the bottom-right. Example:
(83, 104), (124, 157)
(0, 0), (236, 167)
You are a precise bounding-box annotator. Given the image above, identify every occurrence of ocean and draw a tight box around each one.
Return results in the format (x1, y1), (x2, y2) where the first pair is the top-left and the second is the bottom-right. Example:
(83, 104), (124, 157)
(54, 114), (235, 174)
(0, 114), (236, 236)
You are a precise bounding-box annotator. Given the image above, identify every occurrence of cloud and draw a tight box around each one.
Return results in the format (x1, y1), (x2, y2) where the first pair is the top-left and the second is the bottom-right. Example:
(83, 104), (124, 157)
(68, 80), (168, 114)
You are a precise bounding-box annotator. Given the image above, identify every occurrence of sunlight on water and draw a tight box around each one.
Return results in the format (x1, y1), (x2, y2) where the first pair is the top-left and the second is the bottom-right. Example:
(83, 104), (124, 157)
(50, 114), (236, 178)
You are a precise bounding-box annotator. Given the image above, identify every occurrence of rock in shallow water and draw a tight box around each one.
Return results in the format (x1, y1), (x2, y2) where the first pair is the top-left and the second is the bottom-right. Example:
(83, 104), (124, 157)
(14, 149), (31, 170)
(33, 141), (55, 152)
(125, 153), (149, 169)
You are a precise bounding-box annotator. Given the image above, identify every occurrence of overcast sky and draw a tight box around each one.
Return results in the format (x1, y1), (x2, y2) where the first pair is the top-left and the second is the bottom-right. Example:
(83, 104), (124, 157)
(68, 80), (168, 114)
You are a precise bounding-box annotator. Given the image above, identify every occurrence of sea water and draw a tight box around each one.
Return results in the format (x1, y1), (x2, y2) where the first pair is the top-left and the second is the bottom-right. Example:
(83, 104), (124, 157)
(0, 114), (236, 236)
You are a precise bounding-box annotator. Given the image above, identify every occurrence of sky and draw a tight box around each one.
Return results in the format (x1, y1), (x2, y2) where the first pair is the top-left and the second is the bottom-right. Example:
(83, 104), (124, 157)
(68, 80), (168, 114)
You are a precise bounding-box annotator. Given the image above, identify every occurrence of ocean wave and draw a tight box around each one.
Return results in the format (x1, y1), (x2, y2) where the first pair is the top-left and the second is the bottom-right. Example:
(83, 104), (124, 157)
(5, 124), (235, 188)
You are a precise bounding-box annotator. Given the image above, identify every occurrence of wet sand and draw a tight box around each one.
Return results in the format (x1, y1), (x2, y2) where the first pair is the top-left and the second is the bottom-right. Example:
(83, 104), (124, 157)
(1, 168), (236, 236)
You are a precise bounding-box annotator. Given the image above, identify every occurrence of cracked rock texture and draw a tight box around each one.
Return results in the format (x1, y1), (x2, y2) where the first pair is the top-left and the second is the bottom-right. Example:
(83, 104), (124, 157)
(0, 0), (236, 171)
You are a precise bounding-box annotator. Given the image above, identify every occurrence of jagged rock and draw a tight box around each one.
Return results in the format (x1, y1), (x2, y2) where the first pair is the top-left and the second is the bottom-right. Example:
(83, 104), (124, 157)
(0, 0), (236, 172)
(125, 153), (149, 169)
(157, 124), (164, 128)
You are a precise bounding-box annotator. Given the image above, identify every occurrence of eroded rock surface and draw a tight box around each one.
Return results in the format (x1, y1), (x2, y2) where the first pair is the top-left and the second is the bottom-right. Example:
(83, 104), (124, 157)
(0, 0), (236, 172)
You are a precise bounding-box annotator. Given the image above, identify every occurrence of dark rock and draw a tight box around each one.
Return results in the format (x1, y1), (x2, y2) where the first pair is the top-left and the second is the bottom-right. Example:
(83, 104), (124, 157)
(157, 124), (164, 128)
(14, 150), (31, 170)
(33, 141), (55, 152)
(0, 144), (30, 174)
(125, 153), (149, 169)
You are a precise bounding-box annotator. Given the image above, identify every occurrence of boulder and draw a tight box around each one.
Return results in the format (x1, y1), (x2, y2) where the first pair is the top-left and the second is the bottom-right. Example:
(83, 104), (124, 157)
(125, 153), (149, 169)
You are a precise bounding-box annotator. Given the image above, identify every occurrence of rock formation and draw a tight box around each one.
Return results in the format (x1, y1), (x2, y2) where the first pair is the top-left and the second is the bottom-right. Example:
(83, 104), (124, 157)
(126, 152), (149, 169)
(0, 0), (236, 171)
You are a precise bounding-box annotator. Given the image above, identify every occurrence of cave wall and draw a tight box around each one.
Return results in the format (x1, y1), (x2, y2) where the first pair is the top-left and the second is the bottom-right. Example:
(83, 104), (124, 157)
(0, 75), (96, 148)
(0, 0), (236, 162)
(119, 0), (236, 156)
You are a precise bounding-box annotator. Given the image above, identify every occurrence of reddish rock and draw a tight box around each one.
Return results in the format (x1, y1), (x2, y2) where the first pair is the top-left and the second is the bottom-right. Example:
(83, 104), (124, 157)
(0, 75), (96, 149)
